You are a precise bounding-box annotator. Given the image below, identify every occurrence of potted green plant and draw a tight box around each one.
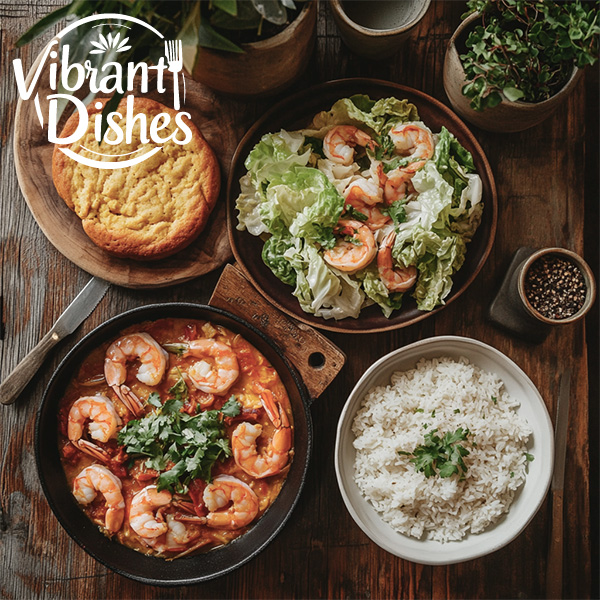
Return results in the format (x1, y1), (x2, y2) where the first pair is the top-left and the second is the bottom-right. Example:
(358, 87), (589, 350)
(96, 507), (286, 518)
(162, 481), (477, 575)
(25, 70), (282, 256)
(443, 0), (599, 132)
(17, 0), (317, 97)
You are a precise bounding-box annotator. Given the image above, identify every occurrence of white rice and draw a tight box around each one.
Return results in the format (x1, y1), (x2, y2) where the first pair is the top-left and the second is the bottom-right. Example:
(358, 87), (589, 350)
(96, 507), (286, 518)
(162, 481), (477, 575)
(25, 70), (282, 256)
(352, 357), (532, 543)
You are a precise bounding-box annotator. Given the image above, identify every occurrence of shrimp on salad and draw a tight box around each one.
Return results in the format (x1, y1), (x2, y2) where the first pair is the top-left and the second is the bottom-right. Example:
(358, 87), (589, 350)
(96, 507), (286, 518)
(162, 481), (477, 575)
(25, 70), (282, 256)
(377, 231), (418, 292)
(323, 219), (377, 273)
(323, 125), (375, 166)
(388, 122), (434, 173)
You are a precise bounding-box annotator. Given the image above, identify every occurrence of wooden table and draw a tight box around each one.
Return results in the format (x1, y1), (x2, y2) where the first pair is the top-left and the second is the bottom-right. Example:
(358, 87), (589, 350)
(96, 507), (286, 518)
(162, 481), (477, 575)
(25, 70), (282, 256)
(1, 2), (597, 598)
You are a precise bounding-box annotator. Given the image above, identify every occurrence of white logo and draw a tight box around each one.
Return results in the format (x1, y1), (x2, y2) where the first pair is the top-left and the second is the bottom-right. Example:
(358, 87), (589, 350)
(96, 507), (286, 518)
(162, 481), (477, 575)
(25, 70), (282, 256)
(13, 13), (191, 169)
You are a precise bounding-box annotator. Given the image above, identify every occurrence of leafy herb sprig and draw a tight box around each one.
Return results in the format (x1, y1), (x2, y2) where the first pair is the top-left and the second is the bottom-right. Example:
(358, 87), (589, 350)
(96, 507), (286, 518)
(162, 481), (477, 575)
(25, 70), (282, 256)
(399, 427), (471, 479)
(117, 376), (241, 493)
(460, 0), (599, 110)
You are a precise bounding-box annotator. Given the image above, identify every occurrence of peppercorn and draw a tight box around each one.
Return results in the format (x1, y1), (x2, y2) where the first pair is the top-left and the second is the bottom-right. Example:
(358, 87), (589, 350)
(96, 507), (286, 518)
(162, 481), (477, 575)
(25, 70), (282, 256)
(524, 255), (587, 320)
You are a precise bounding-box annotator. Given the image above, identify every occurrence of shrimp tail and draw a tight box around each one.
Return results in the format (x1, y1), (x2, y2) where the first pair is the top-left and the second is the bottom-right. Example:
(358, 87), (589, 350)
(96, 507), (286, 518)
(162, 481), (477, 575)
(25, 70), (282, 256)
(74, 439), (111, 463)
(260, 389), (281, 428)
(113, 384), (144, 416)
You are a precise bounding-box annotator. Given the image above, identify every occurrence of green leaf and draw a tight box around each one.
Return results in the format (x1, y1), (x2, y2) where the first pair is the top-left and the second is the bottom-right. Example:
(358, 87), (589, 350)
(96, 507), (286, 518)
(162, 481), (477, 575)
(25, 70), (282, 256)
(401, 427), (471, 479)
(213, 0), (238, 17)
(221, 396), (242, 417)
(211, 0), (263, 30)
(251, 0), (288, 26)
(197, 20), (244, 53)
(147, 392), (162, 408)
(502, 86), (525, 102)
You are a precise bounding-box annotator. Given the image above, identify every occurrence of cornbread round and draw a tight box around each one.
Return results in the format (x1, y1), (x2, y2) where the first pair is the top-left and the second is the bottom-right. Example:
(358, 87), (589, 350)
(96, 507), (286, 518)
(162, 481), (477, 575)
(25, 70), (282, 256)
(52, 97), (220, 260)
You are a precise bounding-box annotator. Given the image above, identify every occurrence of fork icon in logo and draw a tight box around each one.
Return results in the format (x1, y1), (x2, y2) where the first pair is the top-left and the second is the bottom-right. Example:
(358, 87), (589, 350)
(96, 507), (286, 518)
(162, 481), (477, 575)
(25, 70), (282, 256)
(165, 40), (183, 110)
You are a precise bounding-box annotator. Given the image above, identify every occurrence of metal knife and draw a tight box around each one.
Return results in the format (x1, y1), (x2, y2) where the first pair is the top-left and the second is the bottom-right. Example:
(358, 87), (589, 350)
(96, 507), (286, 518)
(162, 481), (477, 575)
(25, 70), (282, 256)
(545, 369), (571, 600)
(0, 277), (110, 405)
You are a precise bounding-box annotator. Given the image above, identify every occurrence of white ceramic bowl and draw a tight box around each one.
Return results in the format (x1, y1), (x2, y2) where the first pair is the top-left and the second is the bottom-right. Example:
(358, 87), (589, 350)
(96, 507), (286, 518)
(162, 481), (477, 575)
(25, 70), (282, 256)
(334, 336), (553, 565)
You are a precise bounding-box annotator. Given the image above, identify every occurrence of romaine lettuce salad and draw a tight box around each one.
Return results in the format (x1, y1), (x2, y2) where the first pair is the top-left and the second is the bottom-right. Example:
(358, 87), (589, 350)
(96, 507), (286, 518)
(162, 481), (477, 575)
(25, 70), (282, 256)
(236, 95), (483, 320)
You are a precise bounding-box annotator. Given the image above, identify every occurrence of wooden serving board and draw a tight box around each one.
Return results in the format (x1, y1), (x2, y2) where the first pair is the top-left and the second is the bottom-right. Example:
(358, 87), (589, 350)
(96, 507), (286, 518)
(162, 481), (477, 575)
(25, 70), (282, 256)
(209, 264), (346, 399)
(13, 41), (234, 288)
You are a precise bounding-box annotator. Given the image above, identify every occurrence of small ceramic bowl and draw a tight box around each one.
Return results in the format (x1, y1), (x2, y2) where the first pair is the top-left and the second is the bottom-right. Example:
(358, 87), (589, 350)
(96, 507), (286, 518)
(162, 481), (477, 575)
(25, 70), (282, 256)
(330, 0), (431, 59)
(518, 248), (596, 325)
(335, 336), (553, 565)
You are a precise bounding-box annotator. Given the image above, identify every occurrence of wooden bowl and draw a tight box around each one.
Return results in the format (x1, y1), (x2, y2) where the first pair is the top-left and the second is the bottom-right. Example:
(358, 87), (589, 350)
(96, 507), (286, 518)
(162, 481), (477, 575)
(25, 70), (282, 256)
(227, 78), (498, 334)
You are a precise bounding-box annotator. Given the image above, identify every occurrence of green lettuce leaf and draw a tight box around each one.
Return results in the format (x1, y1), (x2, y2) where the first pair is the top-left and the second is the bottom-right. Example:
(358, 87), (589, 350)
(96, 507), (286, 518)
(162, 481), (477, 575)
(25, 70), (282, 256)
(245, 130), (310, 185)
(357, 266), (404, 318)
(262, 235), (297, 286)
(393, 226), (467, 311)
(307, 96), (419, 137)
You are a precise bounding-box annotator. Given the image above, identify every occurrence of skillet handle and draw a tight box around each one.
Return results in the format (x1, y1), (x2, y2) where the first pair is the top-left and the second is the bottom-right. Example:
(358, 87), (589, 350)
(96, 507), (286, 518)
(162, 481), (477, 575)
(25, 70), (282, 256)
(209, 264), (346, 399)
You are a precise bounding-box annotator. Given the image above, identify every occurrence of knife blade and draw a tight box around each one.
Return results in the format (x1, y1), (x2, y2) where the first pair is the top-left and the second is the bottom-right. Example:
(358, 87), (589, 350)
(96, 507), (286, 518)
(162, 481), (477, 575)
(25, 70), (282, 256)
(545, 369), (571, 599)
(51, 276), (111, 338)
(0, 277), (110, 405)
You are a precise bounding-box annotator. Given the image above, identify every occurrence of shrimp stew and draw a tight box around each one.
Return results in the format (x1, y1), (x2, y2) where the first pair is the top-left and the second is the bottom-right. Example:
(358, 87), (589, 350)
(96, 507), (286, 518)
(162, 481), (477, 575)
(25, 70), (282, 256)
(58, 318), (294, 559)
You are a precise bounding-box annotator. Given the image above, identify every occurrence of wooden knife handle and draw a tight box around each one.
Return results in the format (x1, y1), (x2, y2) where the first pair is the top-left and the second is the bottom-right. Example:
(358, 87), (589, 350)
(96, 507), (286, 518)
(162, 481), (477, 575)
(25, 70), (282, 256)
(545, 488), (564, 599)
(0, 330), (60, 405)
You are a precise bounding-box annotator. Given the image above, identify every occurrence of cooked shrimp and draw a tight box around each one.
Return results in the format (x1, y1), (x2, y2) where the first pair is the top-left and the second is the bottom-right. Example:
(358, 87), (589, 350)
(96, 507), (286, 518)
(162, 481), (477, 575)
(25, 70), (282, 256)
(183, 339), (240, 395)
(344, 186), (390, 231)
(323, 219), (377, 273)
(104, 333), (168, 416)
(129, 485), (172, 539)
(68, 395), (122, 462)
(384, 168), (414, 204)
(344, 178), (383, 206)
(201, 475), (259, 530)
(232, 401), (291, 479)
(323, 125), (375, 165)
(377, 231), (418, 292)
(72, 465), (125, 533)
(145, 514), (208, 557)
(388, 123), (434, 173)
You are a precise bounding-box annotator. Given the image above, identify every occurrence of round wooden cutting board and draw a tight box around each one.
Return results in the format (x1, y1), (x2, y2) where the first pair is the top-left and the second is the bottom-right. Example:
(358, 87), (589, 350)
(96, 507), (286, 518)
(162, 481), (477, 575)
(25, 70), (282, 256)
(13, 42), (232, 288)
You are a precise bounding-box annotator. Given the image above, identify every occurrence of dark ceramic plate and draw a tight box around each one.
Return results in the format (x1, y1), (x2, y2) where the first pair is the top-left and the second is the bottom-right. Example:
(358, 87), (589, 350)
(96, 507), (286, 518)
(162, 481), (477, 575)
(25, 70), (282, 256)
(227, 78), (498, 333)
(35, 304), (312, 586)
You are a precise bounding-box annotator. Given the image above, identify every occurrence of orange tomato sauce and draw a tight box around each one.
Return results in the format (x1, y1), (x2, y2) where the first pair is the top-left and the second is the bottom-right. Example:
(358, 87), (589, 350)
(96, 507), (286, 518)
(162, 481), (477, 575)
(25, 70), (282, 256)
(58, 318), (293, 558)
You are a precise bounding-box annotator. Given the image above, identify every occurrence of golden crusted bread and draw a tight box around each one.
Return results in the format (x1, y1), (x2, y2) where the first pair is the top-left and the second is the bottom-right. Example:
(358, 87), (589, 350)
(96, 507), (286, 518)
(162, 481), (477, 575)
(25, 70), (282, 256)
(52, 97), (220, 260)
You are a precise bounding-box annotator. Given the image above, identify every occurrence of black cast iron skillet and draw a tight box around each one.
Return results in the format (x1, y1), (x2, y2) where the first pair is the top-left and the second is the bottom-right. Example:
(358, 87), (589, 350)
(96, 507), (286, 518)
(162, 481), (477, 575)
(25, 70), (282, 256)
(35, 303), (312, 586)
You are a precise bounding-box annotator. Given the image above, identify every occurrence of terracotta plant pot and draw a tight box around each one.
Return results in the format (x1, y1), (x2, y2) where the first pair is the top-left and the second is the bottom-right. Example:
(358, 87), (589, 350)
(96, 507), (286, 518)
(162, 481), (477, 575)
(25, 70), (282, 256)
(190, 1), (318, 97)
(443, 12), (582, 133)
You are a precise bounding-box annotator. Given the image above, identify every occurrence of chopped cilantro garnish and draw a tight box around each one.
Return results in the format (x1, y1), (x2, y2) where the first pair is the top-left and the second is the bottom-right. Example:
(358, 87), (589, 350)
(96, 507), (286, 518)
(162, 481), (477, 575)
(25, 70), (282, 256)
(368, 132), (395, 161)
(343, 235), (361, 245)
(399, 427), (471, 479)
(381, 201), (407, 227)
(453, 409), (461, 414)
(342, 203), (368, 222)
(491, 396), (497, 404)
(117, 381), (242, 493)
(525, 453), (534, 462)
